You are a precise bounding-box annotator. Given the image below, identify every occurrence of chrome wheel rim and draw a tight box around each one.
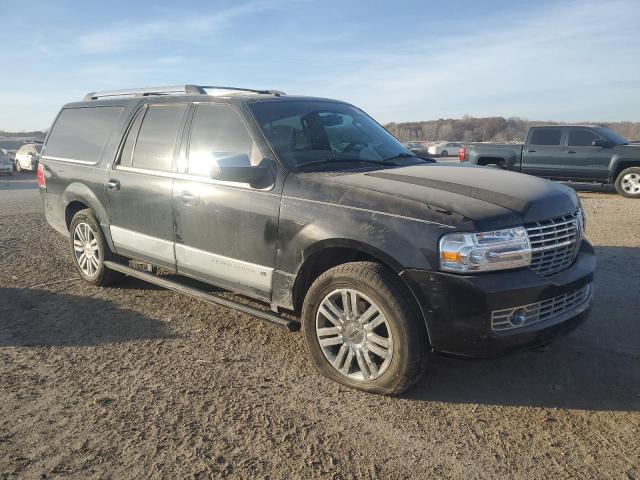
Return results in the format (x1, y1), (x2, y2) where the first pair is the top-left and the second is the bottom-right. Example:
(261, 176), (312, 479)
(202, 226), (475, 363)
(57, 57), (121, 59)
(73, 222), (100, 276)
(621, 173), (640, 195)
(315, 288), (393, 381)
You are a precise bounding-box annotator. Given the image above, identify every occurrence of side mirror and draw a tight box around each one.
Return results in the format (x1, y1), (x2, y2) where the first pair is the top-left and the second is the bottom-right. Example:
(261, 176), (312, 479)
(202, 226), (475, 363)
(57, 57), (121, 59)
(592, 139), (610, 148)
(210, 154), (272, 187)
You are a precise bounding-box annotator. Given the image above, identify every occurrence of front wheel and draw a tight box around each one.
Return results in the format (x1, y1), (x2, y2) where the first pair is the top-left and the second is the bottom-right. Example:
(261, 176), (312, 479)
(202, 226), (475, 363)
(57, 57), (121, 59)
(15, 161), (21, 173)
(69, 209), (124, 286)
(301, 262), (428, 395)
(615, 167), (640, 198)
(441, 150), (448, 157)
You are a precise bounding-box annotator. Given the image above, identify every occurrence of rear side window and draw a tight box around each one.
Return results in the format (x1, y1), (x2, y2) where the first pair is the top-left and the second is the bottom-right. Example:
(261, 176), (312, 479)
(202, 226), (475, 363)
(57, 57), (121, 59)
(45, 107), (124, 162)
(129, 104), (186, 171)
(568, 128), (599, 146)
(187, 104), (261, 177)
(529, 128), (563, 146)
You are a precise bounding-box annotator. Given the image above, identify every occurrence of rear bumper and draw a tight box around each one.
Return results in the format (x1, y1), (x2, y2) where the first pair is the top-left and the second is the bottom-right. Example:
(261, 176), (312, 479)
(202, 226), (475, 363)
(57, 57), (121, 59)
(401, 240), (595, 357)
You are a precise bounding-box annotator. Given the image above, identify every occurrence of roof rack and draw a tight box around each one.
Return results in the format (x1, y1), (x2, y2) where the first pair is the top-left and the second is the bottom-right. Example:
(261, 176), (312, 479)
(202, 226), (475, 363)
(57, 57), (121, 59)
(83, 84), (286, 101)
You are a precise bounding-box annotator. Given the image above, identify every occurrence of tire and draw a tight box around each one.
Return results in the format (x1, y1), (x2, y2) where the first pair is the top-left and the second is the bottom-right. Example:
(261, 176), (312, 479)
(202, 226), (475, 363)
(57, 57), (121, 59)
(15, 161), (21, 173)
(615, 167), (640, 198)
(301, 261), (428, 395)
(441, 150), (448, 157)
(69, 209), (125, 286)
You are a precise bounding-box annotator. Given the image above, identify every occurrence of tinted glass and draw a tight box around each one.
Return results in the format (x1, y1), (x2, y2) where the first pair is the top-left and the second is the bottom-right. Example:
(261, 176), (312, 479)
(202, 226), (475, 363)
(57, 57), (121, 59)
(119, 107), (146, 167)
(131, 104), (186, 171)
(530, 128), (563, 146)
(249, 100), (410, 170)
(188, 104), (261, 177)
(45, 107), (124, 162)
(568, 128), (600, 146)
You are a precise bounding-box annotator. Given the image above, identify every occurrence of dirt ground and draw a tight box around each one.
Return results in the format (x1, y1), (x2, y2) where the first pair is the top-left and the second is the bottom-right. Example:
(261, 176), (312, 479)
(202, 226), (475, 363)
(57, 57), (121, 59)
(1, 174), (638, 479)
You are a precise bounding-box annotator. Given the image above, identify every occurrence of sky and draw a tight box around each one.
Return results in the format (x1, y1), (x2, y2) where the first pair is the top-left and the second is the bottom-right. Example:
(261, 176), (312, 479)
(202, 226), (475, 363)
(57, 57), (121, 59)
(1, 0), (639, 131)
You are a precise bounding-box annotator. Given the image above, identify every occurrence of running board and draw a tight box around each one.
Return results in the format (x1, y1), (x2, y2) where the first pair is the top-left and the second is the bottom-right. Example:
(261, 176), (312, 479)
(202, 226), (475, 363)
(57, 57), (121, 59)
(104, 261), (299, 332)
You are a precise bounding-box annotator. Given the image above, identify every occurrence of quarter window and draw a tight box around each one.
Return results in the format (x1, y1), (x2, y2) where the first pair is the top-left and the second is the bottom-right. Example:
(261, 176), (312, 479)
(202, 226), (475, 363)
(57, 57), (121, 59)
(529, 128), (563, 146)
(187, 104), (261, 177)
(130, 104), (186, 172)
(568, 128), (600, 147)
(44, 106), (124, 162)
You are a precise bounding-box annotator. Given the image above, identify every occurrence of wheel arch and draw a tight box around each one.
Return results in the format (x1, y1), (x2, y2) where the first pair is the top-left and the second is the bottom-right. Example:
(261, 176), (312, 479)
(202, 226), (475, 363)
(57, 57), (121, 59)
(611, 158), (640, 182)
(61, 183), (115, 250)
(291, 239), (432, 346)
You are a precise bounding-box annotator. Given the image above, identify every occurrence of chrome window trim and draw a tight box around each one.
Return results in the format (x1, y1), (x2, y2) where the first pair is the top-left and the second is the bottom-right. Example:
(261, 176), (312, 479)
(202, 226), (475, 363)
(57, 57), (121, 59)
(114, 165), (279, 195)
(41, 155), (97, 165)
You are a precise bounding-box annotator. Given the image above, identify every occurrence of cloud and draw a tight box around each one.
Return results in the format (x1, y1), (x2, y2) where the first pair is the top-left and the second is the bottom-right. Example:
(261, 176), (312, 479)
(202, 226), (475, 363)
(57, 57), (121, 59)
(74, 0), (291, 54)
(290, 0), (640, 122)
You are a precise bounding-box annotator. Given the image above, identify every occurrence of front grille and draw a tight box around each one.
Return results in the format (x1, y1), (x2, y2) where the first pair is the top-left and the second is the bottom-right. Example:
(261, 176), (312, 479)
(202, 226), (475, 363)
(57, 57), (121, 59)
(491, 284), (592, 331)
(525, 211), (582, 276)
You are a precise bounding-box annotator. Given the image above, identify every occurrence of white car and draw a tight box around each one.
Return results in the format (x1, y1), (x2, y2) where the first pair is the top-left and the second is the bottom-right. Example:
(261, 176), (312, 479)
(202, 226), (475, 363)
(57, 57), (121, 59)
(0, 149), (13, 175)
(14, 143), (42, 172)
(427, 142), (462, 157)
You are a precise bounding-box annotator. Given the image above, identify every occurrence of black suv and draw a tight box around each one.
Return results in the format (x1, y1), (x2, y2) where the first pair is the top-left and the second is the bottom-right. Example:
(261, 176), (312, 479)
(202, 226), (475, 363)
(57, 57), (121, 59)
(38, 85), (595, 394)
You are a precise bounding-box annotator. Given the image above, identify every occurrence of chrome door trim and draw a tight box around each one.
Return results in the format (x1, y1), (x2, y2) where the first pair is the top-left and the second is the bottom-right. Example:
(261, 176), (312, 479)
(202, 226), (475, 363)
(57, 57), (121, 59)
(175, 243), (273, 293)
(110, 225), (175, 264)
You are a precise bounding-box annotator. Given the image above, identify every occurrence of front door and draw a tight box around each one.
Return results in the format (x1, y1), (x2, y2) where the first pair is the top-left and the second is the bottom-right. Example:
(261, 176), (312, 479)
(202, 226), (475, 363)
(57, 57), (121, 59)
(565, 127), (612, 181)
(521, 127), (567, 178)
(172, 103), (281, 301)
(105, 103), (188, 269)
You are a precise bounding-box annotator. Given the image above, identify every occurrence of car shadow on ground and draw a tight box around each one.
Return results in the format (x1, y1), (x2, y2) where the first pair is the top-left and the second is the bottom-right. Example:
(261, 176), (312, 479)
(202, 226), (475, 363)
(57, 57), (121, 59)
(0, 287), (174, 347)
(406, 245), (640, 412)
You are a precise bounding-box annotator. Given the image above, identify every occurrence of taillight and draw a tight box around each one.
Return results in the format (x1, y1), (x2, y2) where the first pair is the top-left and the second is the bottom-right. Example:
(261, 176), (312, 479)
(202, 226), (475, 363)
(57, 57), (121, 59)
(458, 147), (466, 162)
(37, 163), (46, 189)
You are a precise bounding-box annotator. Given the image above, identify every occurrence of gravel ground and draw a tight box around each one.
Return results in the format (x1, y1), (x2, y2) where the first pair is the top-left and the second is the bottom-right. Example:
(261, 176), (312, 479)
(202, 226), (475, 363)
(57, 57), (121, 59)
(1, 174), (638, 479)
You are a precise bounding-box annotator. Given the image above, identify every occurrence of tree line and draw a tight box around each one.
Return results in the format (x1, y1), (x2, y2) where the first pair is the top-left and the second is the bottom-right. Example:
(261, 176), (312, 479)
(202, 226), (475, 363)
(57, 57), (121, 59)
(385, 117), (640, 143)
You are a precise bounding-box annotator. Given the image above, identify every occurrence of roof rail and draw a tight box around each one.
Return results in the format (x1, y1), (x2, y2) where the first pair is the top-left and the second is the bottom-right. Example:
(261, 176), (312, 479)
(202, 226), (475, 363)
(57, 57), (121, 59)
(83, 84), (285, 101)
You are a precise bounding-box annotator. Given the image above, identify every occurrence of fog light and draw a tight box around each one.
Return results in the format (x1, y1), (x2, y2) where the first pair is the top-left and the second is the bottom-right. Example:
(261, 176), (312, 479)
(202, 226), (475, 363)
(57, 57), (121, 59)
(510, 308), (528, 326)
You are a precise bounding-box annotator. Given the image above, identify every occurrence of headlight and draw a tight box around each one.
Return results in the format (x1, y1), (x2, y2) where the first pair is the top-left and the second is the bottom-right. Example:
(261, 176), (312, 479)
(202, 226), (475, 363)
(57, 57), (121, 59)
(439, 227), (532, 273)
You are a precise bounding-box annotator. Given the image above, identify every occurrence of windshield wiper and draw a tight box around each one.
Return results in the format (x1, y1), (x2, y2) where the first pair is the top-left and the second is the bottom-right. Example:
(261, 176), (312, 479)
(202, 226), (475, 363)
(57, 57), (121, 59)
(383, 152), (434, 163)
(295, 158), (392, 171)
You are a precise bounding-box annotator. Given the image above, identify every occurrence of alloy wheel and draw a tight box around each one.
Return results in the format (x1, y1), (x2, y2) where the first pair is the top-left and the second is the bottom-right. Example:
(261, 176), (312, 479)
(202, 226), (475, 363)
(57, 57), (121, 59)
(621, 172), (640, 195)
(73, 222), (100, 276)
(315, 288), (393, 381)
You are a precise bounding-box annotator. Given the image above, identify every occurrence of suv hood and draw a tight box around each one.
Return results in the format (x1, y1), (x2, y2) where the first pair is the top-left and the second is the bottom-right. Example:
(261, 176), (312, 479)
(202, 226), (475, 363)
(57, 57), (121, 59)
(318, 164), (579, 228)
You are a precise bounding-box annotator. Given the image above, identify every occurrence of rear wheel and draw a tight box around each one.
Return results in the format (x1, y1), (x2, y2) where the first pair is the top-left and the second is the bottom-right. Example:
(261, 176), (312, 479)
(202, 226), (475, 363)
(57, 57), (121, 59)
(615, 167), (640, 198)
(301, 261), (428, 395)
(441, 150), (448, 156)
(69, 209), (124, 286)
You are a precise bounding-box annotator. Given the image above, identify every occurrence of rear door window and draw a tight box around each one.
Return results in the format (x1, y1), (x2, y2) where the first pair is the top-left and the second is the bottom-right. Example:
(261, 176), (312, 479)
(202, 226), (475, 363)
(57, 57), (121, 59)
(529, 128), (563, 146)
(130, 104), (187, 172)
(568, 128), (600, 147)
(45, 106), (124, 163)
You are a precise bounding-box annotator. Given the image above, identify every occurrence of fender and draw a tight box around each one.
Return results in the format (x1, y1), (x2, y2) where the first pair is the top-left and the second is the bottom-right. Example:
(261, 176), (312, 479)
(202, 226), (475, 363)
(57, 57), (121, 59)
(609, 154), (640, 182)
(61, 182), (116, 250)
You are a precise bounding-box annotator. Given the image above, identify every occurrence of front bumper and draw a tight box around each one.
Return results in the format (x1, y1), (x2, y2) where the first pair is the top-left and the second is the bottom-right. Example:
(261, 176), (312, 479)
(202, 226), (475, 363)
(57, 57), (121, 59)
(401, 240), (595, 357)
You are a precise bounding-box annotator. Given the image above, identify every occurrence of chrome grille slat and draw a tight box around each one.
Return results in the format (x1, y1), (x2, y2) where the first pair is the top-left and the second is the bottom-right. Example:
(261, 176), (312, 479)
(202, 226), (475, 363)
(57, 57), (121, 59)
(525, 211), (582, 276)
(491, 284), (592, 331)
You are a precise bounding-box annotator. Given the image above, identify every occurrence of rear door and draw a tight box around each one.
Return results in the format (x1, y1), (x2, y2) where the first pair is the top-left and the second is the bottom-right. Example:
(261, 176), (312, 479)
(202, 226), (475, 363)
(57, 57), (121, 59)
(105, 103), (188, 269)
(521, 127), (565, 178)
(172, 103), (280, 301)
(565, 127), (611, 181)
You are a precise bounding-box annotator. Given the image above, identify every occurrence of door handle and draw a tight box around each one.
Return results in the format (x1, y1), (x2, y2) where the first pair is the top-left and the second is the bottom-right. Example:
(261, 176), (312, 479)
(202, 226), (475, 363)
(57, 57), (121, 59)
(180, 191), (200, 206)
(567, 150), (577, 154)
(527, 149), (536, 153)
(106, 179), (120, 191)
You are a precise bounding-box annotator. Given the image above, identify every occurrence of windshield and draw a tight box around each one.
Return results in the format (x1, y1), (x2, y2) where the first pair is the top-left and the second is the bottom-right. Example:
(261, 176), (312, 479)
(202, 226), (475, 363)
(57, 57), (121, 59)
(595, 127), (629, 145)
(249, 100), (412, 170)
